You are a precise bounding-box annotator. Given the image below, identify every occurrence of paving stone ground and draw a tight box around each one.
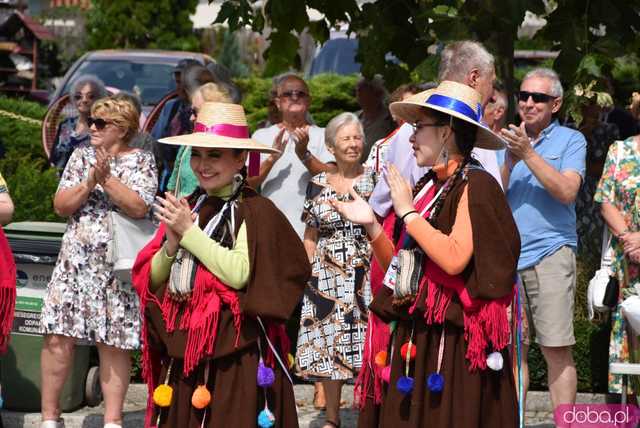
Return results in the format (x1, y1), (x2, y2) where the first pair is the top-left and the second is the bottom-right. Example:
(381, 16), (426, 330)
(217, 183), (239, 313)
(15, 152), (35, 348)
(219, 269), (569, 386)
(0, 383), (571, 427)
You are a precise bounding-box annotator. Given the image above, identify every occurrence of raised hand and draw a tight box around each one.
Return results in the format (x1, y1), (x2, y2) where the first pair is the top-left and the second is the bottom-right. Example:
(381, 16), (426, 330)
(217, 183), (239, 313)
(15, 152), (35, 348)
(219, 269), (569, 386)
(330, 187), (376, 226)
(154, 193), (194, 238)
(94, 147), (112, 184)
(500, 122), (534, 162)
(385, 163), (415, 218)
(292, 125), (310, 159)
(268, 127), (288, 163)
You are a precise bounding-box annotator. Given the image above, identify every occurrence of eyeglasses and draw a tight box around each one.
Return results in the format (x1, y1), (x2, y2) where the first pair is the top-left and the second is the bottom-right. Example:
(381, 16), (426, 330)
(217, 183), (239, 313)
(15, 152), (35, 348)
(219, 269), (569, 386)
(517, 91), (556, 103)
(278, 90), (308, 100)
(411, 122), (446, 133)
(74, 93), (96, 101)
(88, 117), (114, 130)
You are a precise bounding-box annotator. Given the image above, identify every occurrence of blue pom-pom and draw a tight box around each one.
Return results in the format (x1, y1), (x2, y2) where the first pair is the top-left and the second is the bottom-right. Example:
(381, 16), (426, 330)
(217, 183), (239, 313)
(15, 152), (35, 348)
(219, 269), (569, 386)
(427, 373), (444, 392)
(258, 408), (275, 427)
(0, 395), (3, 409)
(396, 376), (414, 395)
(257, 362), (275, 388)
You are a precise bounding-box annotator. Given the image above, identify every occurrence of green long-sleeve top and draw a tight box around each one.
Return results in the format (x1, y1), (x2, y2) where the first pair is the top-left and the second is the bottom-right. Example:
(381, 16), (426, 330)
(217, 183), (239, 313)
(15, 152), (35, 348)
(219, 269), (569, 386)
(150, 184), (250, 290)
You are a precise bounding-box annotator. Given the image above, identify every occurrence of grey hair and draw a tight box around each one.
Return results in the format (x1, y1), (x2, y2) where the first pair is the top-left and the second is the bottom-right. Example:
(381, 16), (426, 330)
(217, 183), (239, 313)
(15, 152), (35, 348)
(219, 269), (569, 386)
(522, 67), (564, 98)
(438, 40), (495, 82)
(325, 112), (363, 149)
(70, 75), (107, 98)
(492, 90), (508, 109)
(273, 72), (308, 93)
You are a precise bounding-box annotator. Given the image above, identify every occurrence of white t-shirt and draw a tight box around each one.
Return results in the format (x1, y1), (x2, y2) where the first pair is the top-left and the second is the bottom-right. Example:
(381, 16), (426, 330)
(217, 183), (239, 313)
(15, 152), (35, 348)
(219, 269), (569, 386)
(252, 124), (334, 238)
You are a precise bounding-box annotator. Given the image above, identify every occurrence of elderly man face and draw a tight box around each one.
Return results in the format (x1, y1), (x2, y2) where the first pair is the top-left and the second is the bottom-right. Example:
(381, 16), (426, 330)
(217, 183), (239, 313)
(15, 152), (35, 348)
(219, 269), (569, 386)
(518, 76), (562, 133)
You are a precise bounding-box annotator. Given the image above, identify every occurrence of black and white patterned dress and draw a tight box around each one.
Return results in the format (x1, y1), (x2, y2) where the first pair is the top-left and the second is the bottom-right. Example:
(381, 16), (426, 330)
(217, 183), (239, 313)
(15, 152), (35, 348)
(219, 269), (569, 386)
(295, 167), (376, 380)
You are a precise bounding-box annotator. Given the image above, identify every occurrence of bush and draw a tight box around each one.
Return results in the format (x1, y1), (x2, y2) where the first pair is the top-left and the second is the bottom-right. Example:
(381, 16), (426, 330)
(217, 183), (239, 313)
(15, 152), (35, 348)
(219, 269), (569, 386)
(0, 96), (61, 222)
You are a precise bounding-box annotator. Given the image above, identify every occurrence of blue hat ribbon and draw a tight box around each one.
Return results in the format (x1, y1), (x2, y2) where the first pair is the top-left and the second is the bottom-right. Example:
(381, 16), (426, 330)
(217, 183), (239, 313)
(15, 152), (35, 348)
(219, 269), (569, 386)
(426, 94), (482, 123)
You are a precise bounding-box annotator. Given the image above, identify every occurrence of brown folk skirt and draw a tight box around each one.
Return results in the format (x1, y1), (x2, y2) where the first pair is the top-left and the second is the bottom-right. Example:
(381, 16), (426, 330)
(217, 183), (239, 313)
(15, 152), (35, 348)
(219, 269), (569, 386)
(358, 320), (518, 428)
(153, 342), (298, 428)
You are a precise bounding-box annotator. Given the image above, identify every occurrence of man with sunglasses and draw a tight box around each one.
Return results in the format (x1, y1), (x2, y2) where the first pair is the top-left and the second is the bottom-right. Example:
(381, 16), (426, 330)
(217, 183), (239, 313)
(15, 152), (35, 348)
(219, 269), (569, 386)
(499, 67), (586, 415)
(249, 73), (334, 238)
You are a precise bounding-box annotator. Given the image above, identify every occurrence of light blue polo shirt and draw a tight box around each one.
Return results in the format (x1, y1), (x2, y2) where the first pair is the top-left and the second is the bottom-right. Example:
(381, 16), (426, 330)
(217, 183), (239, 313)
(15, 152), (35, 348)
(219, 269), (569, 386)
(505, 120), (586, 270)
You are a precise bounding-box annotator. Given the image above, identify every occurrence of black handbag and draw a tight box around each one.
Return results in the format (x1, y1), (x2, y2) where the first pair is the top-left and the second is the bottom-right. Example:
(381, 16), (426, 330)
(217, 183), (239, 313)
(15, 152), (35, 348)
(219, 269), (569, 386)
(602, 276), (620, 308)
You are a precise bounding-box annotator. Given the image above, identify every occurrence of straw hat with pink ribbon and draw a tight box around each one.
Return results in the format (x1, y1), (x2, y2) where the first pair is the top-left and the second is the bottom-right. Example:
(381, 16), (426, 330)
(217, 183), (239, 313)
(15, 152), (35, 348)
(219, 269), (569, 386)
(158, 102), (279, 153)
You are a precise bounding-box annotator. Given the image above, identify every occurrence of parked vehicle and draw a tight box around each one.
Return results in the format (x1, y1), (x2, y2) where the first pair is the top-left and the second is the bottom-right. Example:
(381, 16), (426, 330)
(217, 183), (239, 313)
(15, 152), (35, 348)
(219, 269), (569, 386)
(49, 49), (215, 114)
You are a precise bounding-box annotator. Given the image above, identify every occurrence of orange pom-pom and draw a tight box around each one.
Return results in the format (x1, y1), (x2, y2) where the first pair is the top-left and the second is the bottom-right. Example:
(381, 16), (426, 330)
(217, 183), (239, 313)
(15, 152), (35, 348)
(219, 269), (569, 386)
(400, 342), (416, 361)
(287, 353), (295, 369)
(191, 385), (211, 409)
(374, 351), (388, 367)
(153, 384), (173, 408)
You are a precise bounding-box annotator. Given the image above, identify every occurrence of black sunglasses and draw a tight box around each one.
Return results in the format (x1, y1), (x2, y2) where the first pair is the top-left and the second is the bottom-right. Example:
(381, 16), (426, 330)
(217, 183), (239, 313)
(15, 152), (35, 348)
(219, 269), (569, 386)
(74, 93), (96, 101)
(88, 117), (113, 130)
(517, 91), (556, 103)
(279, 90), (308, 99)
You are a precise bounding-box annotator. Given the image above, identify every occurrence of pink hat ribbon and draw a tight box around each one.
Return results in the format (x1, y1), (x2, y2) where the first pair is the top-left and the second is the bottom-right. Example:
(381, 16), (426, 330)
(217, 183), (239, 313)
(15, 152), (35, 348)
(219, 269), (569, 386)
(194, 122), (249, 138)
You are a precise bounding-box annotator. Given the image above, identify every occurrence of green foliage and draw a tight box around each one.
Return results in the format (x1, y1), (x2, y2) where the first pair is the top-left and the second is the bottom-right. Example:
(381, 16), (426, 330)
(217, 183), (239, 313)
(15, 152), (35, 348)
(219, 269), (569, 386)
(0, 156), (60, 222)
(215, 0), (640, 123)
(0, 97), (60, 222)
(87, 0), (200, 52)
(0, 97), (46, 121)
(235, 73), (360, 131)
(307, 74), (360, 126)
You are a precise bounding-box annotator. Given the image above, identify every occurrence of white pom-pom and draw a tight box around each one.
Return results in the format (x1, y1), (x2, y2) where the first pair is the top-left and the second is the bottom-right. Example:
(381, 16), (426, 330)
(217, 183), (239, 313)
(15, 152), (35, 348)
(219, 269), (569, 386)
(486, 351), (503, 371)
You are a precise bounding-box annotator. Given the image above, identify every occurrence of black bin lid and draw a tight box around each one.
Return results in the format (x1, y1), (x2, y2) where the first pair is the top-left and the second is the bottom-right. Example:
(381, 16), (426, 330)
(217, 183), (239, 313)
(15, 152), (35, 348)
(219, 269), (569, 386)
(4, 221), (66, 257)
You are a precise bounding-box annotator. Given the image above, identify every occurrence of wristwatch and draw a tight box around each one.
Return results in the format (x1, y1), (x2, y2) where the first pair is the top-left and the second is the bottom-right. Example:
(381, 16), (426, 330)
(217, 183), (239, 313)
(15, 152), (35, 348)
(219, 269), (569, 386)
(300, 150), (312, 163)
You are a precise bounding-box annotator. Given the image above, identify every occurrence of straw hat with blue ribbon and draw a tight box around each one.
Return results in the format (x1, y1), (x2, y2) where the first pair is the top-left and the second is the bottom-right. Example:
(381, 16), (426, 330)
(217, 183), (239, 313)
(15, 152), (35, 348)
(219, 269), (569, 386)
(158, 102), (279, 153)
(389, 81), (505, 150)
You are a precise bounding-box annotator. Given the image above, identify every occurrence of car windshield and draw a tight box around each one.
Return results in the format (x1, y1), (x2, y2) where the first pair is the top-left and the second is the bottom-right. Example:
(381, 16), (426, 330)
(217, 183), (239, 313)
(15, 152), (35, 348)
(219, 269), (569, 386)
(61, 59), (177, 106)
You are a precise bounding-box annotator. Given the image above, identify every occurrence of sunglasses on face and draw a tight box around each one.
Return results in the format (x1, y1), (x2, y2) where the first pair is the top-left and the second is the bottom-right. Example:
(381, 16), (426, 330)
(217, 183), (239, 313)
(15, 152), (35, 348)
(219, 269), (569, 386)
(517, 91), (556, 103)
(278, 90), (308, 100)
(74, 93), (96, 101)
(88, 117), (113, 130)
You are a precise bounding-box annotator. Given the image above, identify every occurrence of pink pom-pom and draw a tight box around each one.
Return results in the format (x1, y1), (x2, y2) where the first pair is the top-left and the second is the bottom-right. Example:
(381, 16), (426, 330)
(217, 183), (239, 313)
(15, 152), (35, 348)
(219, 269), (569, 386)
(381, 365), (391, 383)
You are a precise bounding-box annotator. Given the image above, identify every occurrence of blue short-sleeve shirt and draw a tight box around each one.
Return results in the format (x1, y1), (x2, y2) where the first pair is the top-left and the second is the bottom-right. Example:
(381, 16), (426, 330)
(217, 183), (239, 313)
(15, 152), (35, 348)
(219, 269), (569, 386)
(506, 120), (586, 270)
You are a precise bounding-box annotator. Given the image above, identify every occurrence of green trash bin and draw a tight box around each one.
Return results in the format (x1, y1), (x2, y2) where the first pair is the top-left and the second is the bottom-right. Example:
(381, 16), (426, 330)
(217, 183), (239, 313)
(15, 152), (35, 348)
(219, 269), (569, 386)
(0, 222), (101, 412)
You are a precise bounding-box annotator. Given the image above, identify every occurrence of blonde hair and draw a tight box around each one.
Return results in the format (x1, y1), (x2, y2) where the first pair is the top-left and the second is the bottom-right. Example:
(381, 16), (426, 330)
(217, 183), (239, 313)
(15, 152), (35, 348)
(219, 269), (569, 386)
(91, 96), (140, 141)
(192, 82), (232, 103)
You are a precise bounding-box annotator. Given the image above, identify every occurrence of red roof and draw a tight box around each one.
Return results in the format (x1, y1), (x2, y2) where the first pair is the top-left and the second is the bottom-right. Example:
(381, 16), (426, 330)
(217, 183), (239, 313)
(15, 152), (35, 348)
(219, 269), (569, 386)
(0, 12), (55, 41)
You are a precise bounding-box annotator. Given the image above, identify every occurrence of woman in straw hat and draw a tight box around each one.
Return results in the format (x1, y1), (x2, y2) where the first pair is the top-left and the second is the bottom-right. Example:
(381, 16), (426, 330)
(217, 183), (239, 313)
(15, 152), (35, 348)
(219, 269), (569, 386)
(332, 81), (520, 427)
(132, 102), (310, 428)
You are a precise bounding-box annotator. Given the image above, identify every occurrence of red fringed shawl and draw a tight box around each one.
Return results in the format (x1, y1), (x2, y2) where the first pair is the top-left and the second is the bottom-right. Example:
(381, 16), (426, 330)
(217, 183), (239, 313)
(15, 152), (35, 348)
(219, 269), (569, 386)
(0, 227), (16, 354)
(132, 223), (243, 427)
